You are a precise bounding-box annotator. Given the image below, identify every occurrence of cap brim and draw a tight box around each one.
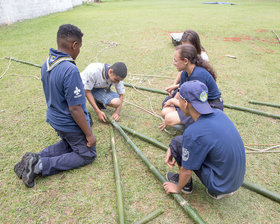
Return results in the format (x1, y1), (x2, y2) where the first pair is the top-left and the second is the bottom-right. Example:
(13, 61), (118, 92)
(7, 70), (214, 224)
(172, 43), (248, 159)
(192, 102), (213, 115)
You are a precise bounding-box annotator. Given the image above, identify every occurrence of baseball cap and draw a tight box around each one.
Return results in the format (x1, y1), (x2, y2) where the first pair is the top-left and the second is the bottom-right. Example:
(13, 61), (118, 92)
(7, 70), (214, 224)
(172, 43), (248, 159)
(179, 80), (213, 114)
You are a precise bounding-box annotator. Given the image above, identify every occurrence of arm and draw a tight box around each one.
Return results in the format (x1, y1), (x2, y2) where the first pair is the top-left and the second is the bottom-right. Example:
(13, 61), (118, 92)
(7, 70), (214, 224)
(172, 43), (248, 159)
(69, 105), (97, 147)
(163, 97), (180, 108)
(112, 94), (123, 122)
(165, 72), (182, 96)
(85, 90), (107, 122)
(163, 167), (192, 194)
(174, 71), (182, 85)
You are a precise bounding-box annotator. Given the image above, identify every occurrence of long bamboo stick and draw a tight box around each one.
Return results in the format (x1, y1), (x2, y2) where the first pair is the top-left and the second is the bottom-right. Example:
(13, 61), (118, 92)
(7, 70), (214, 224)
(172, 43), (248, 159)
(242, 181), (280, 203)
(124, 83), (280, 119)
(7, 58), (280, 120)
(116, 124), (280, 204)
(124, 83), (168, 95)
(110, 127), (125, 224)
(106, 116), (206, 224)
(223, 104), (280, 119)
(248, 100), (280, 109)
(134, 208), (164, 224)
(5, 57), (42, 68)
(118, 124), (168, 151)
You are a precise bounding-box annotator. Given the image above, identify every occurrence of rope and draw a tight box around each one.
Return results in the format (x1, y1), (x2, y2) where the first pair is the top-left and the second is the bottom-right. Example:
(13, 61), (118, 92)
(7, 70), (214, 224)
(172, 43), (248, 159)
(245, 144), (280, 152)
(94, 40), (119, 62)
(0, 58), (12, 80)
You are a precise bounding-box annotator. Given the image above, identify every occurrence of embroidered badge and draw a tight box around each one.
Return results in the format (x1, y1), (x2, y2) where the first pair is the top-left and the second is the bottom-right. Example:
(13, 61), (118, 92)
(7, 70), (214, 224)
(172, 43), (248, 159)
(182, 147), (189, 161)
(74, 87), (82, 98)
(200, 91), (207, 102)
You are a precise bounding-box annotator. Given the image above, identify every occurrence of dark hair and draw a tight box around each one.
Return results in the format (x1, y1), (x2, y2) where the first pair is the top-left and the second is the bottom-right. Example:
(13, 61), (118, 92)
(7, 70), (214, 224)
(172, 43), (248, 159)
(176, 44), (216, 81)
(57, 24), (83, 42)
(181, 30), (205, 54)
(110, 62), (127, 78)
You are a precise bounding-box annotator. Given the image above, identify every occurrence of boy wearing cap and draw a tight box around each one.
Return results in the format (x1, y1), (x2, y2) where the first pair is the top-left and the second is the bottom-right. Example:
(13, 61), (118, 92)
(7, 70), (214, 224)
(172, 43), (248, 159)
(14, 24), (97, 188)
(80, 62), (127, 122)
(163, 80), (246, 199)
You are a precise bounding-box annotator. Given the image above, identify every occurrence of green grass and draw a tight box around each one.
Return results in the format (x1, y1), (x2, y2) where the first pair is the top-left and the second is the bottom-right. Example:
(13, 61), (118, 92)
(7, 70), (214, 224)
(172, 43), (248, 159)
(0, 0), (280, 223)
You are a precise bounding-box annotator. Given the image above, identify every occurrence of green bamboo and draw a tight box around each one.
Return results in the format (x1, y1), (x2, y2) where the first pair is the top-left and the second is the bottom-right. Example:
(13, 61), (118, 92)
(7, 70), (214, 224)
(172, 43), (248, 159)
(5, 57), (42, 68)
(134, 208), (164, 224)
(118, 124), (168, 151)
(106, 115), (206, 224)
(124, 83), (168, 95)
(242, 181), (280, 203)
(110, 127), (125, 224)
(124, 83), (280, 119)
(224, 104), (280, 119)
(248, 100), (280, 109)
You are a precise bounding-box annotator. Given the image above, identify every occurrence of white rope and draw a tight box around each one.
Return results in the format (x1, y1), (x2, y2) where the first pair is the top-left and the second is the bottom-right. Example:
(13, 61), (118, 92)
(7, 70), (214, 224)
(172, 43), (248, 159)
(0, 58), (12, 80)
(245, 144), (280, 152)
(94, 40), (119, 62)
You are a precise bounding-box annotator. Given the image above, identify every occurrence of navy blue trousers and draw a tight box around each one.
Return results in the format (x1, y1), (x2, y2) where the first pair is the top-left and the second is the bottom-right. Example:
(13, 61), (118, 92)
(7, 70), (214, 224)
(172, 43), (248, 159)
(39, 130), (97, 177)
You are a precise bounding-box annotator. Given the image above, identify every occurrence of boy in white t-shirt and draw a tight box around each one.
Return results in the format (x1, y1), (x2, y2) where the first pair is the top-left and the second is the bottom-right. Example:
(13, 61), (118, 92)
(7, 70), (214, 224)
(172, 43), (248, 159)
(80, 62), (127, 122)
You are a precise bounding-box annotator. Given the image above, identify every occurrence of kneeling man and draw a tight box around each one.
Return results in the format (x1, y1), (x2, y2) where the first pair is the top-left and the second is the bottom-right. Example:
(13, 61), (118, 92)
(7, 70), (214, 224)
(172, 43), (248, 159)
(163, 80), (246, 199)
(80, 62), (127, 122)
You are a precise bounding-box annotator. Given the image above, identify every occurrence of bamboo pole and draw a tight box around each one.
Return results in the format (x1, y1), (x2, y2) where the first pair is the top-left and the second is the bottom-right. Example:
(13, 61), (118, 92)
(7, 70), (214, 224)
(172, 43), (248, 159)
(242, 181), (280, 203)
(110, 127), (125, 224)
(124, 83), (168, 95)
(124, 83), (280, 119)
(248, 100), (280, 109)
(4, 57), (42, 68)
(134, 208), (164, 224)
(118, 124), (168, 151)
(115, 124), (280, 204)
(106, 116), (206, 224)
(224, 104), (280, 119)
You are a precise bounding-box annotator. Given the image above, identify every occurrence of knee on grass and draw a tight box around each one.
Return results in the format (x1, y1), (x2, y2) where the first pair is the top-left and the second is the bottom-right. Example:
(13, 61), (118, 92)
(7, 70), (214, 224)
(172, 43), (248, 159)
(109, 98), (121, 108)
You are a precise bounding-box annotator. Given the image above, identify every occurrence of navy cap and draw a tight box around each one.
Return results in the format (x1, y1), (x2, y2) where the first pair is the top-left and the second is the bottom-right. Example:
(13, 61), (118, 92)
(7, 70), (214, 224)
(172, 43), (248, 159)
(179, 80), (213, 114)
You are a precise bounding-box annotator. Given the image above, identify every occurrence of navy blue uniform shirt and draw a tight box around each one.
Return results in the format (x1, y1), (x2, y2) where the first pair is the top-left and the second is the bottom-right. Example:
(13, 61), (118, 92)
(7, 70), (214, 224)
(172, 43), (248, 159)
(179, 66), (221, 100)
(182, 109), (246, 194)
(41, 48), (90, 132)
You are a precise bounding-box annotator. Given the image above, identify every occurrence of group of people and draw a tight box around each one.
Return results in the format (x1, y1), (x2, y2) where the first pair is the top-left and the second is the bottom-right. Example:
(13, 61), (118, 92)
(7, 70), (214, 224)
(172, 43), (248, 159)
(14, 24), (246, 201)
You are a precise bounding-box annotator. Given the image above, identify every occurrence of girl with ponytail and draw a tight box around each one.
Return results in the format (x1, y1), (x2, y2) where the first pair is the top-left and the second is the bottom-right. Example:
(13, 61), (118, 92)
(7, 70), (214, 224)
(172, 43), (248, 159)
(159, 44), (223, 131)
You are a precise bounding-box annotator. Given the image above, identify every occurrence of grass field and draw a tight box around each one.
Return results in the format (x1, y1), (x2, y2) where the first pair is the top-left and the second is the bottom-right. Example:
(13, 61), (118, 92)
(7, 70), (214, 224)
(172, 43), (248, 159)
(0, 0), (279, 223)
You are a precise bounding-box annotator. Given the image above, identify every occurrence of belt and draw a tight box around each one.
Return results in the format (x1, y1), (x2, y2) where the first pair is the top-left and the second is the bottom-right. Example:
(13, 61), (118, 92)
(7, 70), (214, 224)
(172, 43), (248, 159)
(208, 98), (222, 103)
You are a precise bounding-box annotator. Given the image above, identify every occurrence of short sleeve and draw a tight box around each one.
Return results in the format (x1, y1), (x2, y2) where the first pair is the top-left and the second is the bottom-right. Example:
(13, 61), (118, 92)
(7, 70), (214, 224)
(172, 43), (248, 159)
(64, 67), (86, 106)
(181, 134), (208, 170)
(114, 81), (125, 95)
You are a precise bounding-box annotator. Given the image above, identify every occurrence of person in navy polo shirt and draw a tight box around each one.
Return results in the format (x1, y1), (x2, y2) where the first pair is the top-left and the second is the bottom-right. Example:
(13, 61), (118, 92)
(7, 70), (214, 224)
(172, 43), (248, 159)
(163, 80), (246, 199)
(14, 24), (97, 188)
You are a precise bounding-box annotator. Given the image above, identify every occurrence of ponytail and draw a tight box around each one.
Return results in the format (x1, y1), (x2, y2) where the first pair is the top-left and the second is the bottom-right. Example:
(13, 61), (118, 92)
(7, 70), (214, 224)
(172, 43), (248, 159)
(176, 44), (216, 81)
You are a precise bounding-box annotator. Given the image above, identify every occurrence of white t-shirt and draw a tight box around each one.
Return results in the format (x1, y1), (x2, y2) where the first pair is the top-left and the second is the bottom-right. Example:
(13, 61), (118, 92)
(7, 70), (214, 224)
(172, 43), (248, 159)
(200, 51), (209, 62)
(80, 63), (125, 95)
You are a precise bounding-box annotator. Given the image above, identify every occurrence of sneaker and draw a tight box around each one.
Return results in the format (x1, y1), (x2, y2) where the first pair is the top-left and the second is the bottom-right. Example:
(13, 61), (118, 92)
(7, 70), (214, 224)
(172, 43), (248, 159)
(206, 188), (235, 200)
(14, 152), (33, 179)
(22, 153), (39, 188)
(166, 172), (193, 194)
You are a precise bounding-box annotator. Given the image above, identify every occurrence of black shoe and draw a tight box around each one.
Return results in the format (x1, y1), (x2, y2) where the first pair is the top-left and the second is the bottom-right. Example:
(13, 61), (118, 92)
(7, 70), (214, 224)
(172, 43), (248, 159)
(166, 172), (193, 194)
(22, 153), (39, 188)
(14, 152), (33, 179)
(96, 101), (106, 110)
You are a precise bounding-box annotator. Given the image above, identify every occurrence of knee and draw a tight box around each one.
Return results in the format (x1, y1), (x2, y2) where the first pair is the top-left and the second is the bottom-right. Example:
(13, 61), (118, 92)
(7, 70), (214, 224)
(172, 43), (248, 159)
(165, 113), (177, 126)
(109, 98), (121, 108)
